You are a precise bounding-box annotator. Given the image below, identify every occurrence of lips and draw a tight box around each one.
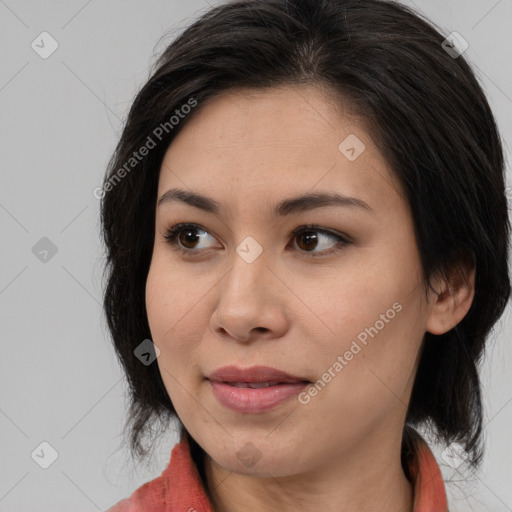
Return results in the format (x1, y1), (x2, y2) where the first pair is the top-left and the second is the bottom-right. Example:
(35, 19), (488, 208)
(206, 366), (310, 413)
(207, 365), (310, 384)
(226, 381), (282, 388)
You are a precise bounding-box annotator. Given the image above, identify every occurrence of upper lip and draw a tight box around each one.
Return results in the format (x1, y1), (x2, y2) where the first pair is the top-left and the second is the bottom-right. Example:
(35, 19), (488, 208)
(207, 365), (310, 383)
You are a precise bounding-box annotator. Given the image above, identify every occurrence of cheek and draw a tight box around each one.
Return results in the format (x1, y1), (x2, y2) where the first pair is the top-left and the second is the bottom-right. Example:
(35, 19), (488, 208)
(296, 302), (424, 447)
(145, 247), (209, 340)
(301, 252), (425, 400)
(145, 254), (205, 373)
(145, 257), (207, 421)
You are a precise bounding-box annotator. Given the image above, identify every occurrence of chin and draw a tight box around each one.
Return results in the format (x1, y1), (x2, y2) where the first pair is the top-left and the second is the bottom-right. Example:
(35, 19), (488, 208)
(205, 438), (305, 478)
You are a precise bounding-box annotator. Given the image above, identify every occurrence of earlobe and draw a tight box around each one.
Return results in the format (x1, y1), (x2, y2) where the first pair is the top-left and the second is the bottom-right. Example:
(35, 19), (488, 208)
(425, 255), (476, 336)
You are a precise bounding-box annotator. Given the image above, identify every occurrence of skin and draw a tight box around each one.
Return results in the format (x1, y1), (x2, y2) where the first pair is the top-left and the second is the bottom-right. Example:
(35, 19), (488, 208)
(145, 84), (475, 512)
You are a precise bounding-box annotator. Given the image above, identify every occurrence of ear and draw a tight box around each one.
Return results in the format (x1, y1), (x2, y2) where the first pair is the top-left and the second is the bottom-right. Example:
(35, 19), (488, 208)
(425, 251), (476, 335)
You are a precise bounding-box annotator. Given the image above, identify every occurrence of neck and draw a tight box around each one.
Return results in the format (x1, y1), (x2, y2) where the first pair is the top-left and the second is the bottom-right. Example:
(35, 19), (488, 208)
(202, 432), (414, 512)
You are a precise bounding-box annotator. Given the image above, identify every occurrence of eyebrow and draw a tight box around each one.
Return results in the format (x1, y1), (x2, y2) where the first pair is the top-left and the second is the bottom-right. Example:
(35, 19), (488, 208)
(157, 188), (373, 217)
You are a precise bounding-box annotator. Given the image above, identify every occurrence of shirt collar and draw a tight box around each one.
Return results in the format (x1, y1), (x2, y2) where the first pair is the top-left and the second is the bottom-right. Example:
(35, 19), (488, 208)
(408, 435), (449, 511)
(109, 431), (448, 512)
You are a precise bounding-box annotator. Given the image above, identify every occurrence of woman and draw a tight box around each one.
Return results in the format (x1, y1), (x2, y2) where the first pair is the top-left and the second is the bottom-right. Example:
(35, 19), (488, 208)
(100, 0), (510, 510)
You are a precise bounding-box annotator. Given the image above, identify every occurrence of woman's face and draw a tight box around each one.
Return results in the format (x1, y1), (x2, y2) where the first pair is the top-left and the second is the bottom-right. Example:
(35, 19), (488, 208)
(146, 85), (437, 477)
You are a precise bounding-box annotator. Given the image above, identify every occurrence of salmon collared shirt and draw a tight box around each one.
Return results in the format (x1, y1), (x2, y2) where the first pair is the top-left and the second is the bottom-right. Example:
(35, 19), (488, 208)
(106, 434), (449, 512)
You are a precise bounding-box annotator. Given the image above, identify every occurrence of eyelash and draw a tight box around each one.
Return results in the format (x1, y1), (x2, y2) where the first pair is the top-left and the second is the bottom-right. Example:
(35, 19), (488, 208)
(162, 222), (351, 259)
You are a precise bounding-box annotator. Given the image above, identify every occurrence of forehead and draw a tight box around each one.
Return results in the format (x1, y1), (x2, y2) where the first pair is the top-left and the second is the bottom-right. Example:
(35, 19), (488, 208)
(157, 85), (403, 212)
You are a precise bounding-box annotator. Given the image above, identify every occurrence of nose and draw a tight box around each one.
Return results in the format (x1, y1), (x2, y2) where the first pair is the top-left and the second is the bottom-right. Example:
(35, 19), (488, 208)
(210, 247), (288, 343)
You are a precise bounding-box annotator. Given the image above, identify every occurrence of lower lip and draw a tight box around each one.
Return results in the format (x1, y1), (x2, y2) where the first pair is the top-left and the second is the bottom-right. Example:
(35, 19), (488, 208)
(209, 380), (309, 413)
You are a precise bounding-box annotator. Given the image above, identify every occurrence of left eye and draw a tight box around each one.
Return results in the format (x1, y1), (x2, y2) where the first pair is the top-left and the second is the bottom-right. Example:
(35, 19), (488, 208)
(291, 225), (350, 255)
(163, 223), (350, 258)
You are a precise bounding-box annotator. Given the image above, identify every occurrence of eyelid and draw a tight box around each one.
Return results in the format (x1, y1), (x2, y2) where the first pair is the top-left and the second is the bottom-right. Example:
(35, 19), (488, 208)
(290, 224), (351, 241)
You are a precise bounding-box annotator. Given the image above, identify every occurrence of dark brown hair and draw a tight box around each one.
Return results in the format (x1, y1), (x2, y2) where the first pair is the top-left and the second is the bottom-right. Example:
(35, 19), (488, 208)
(100, 0), (510, 478)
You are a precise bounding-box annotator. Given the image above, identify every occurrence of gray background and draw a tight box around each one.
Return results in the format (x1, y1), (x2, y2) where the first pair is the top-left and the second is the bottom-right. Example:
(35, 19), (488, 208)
(1, 0), (511, 510)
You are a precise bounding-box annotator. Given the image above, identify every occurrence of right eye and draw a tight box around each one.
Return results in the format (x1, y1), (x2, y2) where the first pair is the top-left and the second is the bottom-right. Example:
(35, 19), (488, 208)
(163, 223), (219, 254)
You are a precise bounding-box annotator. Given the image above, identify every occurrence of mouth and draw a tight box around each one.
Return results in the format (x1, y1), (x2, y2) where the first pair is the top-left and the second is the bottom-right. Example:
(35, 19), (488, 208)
(221, 381), (307, 388)
(206, 366), (311, 413)
(206, 365), (310, 384)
